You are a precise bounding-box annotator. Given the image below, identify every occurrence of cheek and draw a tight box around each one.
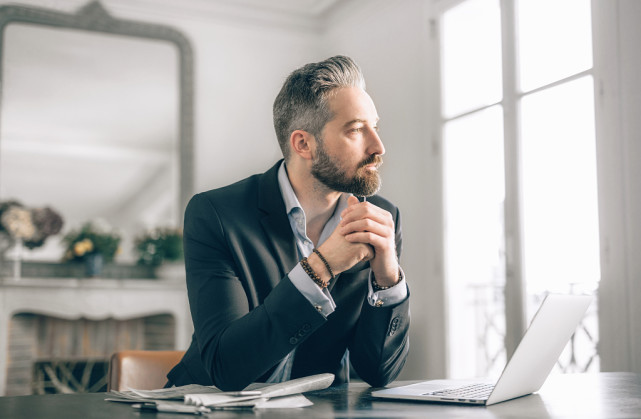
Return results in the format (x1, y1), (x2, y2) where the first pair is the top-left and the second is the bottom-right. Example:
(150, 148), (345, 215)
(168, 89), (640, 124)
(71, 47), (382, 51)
(323, 138), (362, 171)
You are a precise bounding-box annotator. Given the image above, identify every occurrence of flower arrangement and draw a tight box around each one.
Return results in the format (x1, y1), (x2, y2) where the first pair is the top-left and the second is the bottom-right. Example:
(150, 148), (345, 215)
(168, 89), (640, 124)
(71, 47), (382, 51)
(0, 200), (64, 248)
(62, 219), (121, 263)
(134, 227), (183, 266)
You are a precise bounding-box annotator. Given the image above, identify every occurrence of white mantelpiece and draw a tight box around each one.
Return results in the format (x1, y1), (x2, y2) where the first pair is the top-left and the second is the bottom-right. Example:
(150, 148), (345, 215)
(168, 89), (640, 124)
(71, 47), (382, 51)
(0, 277), (192, 396)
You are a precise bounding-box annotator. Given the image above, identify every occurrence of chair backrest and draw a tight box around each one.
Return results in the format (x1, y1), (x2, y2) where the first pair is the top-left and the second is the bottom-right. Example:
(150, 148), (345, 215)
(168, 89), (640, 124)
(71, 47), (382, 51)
(107, 350), (184, 391)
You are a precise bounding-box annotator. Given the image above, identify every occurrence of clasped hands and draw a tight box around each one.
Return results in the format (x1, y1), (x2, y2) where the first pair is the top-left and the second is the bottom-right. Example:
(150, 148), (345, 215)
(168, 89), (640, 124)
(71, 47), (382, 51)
(309, 196), (399, 288)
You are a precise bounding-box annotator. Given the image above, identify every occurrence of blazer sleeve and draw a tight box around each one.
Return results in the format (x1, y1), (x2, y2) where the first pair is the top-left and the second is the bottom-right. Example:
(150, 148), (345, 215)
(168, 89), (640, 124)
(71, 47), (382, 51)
(184, 193), (327, 391)
(348, 205), (410, 387)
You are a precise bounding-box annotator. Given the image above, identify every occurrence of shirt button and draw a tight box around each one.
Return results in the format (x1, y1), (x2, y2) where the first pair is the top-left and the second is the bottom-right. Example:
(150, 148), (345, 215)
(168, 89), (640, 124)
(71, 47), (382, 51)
(375, 300), (384, 307)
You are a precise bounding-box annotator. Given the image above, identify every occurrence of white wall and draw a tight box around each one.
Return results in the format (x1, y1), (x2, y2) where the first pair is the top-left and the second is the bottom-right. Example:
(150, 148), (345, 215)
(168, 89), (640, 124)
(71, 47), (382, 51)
(593, 0), (641, 374)
(321, 0), (446, 379)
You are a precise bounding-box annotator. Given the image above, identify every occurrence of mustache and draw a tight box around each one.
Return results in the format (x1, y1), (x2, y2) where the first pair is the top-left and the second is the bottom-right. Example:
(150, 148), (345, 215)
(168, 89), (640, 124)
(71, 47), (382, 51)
(359, 154), (383, 169)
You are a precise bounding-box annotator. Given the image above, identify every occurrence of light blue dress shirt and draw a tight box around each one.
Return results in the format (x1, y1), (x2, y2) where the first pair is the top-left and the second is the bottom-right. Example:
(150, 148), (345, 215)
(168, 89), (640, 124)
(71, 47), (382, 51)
(266, 161), (408, 383)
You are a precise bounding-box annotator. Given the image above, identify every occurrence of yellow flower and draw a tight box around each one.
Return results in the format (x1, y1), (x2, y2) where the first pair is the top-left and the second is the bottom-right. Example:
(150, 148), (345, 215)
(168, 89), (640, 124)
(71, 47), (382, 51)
(73, 238), (94, 256)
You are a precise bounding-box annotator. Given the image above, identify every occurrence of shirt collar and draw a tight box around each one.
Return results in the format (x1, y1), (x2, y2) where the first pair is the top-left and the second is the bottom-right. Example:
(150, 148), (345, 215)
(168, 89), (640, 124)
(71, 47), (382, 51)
(277, 161), (303, 215)
(277, 161), (350, 220)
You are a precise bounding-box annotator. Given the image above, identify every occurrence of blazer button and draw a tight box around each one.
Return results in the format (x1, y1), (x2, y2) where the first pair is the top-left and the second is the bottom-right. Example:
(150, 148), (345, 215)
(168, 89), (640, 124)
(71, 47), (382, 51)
(388, 317), (401, 336)
(301, 323), (311, 332)
(289, 337), (298, 345)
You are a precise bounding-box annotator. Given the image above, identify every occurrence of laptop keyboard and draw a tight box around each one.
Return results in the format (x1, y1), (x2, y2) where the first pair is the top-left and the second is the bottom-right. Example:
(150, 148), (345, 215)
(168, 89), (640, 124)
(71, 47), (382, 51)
(424, 383), (494, 399)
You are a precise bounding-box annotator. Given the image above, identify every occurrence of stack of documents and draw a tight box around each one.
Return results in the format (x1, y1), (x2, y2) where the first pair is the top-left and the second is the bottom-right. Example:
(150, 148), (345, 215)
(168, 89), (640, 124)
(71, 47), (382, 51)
(106, 373), (334, 414)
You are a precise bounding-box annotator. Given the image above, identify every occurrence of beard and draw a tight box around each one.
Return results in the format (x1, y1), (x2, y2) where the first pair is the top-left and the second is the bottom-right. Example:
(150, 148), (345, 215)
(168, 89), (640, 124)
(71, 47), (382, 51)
(311, 141), (383, 197)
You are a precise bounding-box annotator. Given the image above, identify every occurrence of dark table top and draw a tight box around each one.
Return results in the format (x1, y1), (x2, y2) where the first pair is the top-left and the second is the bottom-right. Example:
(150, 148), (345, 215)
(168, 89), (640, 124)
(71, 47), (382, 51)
(1, 372), (640, 418)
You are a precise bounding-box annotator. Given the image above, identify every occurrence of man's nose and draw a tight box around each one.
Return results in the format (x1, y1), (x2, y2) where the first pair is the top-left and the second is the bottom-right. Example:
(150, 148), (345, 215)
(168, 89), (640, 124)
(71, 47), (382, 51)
(366, 127), (385, 156)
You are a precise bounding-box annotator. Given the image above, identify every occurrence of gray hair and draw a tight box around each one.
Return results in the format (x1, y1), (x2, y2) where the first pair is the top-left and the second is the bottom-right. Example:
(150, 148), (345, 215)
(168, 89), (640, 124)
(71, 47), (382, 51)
(273, 55), (366, 160)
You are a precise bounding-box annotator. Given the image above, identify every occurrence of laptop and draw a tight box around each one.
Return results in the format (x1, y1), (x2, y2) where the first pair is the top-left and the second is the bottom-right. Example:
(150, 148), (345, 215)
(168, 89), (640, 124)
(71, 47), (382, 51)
(372, 293), (592, 406)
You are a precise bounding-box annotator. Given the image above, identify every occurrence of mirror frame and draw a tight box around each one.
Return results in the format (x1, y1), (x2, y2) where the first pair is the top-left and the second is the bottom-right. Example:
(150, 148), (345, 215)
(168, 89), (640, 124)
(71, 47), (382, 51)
(0, 0), (194, 216)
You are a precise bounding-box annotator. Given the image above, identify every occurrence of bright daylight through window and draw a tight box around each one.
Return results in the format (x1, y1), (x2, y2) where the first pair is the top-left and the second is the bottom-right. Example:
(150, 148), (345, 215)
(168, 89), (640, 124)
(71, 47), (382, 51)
(440, 0), (599, 379)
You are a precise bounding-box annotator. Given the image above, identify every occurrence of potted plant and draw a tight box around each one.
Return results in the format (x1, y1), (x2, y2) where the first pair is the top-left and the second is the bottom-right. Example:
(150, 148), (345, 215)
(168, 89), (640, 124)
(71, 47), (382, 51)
(134, 227), (183, 279)
(62, 219), (121, 277)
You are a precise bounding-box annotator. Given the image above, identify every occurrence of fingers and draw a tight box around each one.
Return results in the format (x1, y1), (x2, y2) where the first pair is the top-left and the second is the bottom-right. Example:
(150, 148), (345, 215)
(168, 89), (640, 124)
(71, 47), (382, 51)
(318, 197), (395, 275)
(340, 200), (394, 245)
(316, 231), (374, 274)
(359, 243), (375, 261)
(341, 217), (389, 237)
(339, 197), (399, 285)
(341, 199), (393, 228)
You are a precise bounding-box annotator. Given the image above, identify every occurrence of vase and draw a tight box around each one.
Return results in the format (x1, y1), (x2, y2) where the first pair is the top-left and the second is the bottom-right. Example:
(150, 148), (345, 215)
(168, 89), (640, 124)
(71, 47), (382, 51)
(85, 253), (104, 277)
(12, 238), (24, 280)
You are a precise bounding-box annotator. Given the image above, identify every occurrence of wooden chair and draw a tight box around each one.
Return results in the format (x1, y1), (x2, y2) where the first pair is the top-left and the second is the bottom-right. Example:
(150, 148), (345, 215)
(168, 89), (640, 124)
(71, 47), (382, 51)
(107, 350), (184, 391)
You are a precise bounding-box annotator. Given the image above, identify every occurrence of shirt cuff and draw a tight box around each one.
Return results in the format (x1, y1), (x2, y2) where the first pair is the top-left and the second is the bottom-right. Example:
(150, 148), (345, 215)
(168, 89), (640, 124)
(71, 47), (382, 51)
(367, 267), (408, 308)
(289, 263), (336, 317)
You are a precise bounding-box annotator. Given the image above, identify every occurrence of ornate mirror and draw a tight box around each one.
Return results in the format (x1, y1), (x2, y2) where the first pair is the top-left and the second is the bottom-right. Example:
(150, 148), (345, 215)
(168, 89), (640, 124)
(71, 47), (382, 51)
(0, 1), (194, 265)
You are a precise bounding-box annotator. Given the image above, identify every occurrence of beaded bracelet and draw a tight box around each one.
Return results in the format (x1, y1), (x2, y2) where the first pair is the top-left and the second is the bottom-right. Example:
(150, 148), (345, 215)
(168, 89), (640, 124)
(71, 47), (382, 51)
(300, 257), (328, 288)
(312, 248), (335, 282)
(371, 267), (404, 291)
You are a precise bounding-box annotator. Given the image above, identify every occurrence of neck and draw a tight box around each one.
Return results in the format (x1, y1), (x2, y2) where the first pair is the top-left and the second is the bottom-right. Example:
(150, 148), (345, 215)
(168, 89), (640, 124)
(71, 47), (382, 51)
(285, 159), (342, 244)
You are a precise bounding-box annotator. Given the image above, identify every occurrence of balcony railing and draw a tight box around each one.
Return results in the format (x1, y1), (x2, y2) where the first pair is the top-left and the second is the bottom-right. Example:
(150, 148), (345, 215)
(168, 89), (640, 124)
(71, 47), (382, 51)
(469, 283), (599, 377)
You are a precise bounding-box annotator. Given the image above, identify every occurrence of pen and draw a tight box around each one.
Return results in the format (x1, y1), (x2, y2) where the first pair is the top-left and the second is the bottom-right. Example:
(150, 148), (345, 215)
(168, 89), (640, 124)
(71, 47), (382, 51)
(133, 402), (210, 415)
(209, 405), (257, 411)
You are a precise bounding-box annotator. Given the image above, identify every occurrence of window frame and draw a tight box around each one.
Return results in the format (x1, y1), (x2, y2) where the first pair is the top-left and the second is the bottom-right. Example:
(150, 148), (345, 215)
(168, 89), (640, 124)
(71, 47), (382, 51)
(436, 0), (598, 368)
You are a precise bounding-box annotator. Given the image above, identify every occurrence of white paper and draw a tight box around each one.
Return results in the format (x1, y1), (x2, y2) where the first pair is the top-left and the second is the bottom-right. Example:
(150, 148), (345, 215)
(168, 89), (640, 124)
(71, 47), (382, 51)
(254, 394), (313, 409)
(244, 373), (335, 398)
(125, 384), (220, 400)
(107, 373), (334, 411)
(184, 393), (264, 407)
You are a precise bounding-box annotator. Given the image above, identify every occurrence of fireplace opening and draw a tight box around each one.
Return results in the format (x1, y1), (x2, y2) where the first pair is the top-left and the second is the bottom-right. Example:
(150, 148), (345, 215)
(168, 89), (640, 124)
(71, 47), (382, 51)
(7, 313), (175, 396)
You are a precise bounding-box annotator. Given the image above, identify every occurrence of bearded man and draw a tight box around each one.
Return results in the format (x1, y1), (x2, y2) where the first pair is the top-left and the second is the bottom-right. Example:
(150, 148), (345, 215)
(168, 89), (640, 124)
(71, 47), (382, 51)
(166, 56), (410, 391)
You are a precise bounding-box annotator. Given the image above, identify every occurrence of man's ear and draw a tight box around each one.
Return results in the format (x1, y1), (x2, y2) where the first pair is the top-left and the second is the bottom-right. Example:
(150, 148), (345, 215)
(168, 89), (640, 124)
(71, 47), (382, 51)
(289, 130), (315, 161)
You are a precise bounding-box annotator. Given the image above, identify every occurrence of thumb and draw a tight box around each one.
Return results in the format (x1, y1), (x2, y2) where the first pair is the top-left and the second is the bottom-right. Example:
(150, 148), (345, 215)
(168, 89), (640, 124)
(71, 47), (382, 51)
(347, 195), (360, 206)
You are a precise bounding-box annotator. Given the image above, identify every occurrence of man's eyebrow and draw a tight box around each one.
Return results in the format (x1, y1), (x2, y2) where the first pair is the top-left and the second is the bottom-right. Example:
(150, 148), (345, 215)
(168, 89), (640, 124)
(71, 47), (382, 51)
(342, 118), (378, 128)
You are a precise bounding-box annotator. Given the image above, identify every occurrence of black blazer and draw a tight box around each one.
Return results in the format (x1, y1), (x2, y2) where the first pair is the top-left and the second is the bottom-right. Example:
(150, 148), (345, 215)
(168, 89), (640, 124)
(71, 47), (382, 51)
(167, 161), (410, 391)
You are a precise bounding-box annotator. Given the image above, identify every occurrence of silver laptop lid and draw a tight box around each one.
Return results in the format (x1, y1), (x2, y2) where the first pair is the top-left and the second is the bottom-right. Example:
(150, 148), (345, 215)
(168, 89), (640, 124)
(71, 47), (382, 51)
(486, 293), (592, 405)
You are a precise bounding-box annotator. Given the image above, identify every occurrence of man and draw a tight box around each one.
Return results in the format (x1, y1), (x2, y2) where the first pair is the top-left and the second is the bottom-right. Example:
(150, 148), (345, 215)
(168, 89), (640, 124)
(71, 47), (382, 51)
(166, 56), (410, 391)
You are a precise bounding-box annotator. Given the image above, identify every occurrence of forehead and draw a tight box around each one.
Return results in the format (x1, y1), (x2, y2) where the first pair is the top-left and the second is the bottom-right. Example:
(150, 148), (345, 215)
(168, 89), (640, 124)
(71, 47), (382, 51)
(326, 87), (379, 125)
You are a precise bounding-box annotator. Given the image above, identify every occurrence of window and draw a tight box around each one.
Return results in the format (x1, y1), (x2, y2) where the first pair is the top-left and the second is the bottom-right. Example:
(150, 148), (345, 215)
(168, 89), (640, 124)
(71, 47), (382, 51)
(439, 0), (599, 378)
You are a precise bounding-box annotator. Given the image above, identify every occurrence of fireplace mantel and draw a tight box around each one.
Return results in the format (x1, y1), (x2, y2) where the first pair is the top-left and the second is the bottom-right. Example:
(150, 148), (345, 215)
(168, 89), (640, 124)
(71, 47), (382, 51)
(0, 277), (192, 396)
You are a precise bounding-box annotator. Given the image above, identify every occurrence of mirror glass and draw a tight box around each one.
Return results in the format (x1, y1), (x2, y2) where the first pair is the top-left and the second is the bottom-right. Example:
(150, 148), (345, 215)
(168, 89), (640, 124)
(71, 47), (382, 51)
(0, 23), (180, 263)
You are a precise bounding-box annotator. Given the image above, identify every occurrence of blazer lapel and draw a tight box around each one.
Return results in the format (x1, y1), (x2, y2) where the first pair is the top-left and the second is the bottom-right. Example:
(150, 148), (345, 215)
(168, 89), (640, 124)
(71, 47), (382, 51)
(258, 161), (298, 278)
